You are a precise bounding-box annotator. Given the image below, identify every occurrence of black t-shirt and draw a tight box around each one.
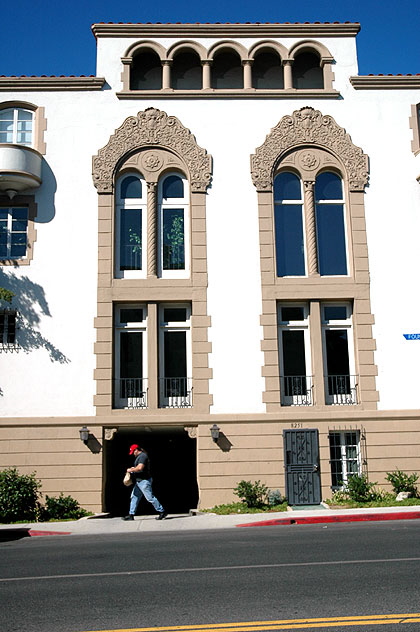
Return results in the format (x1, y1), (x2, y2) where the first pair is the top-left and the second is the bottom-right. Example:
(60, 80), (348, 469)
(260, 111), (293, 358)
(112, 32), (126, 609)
(133, 451), (150, 480)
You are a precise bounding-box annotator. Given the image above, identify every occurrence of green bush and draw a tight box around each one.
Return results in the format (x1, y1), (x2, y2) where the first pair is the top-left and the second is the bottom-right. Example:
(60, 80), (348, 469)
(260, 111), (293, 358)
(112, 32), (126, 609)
(40, 494), (90, 521)
(346, 474), (378, 502)
(234, 480), (268, 508)
(386, 469), (419, 496)
(267, 489), (283, 506)
(0, 468), (42, 523)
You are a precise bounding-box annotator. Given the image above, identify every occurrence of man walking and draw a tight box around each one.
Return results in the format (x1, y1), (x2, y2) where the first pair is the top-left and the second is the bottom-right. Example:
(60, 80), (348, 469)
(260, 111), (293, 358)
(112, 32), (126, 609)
(122, 444), (167, 521)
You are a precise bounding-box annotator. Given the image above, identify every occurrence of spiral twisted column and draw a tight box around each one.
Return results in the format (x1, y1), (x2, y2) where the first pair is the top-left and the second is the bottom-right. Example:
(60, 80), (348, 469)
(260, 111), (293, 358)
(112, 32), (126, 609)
(304, 180), (318, 276)
(147, 181), (158, 278)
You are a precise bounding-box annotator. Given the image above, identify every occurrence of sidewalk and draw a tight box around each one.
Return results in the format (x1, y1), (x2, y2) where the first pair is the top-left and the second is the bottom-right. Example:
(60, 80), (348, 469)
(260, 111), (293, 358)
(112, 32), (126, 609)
(1, 504), (420, 538)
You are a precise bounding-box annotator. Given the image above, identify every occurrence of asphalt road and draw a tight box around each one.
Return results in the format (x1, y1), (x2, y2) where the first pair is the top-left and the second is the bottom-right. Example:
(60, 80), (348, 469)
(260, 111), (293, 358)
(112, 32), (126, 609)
(1, 521), (420, 632)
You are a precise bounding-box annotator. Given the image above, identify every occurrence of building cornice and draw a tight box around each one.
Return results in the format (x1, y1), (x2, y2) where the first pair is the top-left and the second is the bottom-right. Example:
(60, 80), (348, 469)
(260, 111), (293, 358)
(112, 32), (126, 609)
(92, 22), (361, 39)
(350, 75), (420, 89)
(0, 77), (106, 91)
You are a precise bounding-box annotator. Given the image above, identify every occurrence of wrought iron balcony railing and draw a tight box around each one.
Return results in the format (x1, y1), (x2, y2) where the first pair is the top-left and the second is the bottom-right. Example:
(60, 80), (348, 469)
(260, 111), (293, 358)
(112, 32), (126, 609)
(159, 377), (192, 408)
(326, 374), (358, 405)
(280, 375), (313, 406)
(114, 378), (147, 409)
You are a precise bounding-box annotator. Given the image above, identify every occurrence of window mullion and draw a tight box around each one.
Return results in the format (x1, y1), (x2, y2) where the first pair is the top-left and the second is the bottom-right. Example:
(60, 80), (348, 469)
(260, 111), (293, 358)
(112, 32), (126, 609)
(13, 109), (18, 144)
(146, 181), (158, 278)
(303, 179), (319, 276)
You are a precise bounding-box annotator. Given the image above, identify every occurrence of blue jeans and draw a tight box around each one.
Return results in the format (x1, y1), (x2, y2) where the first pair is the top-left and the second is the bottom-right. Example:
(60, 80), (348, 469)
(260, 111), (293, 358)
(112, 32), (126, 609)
(129, 478), (164, 515)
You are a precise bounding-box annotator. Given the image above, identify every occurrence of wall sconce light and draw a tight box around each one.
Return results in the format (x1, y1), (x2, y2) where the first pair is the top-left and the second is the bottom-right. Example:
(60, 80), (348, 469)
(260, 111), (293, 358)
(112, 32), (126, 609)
(210, 424), (220, 442)
(79, 426), (90, 444)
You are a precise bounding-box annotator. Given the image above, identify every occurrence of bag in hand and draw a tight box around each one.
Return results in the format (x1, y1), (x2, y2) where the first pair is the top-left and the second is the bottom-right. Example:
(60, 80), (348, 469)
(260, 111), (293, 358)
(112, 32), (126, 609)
(123, 472), (133, 487)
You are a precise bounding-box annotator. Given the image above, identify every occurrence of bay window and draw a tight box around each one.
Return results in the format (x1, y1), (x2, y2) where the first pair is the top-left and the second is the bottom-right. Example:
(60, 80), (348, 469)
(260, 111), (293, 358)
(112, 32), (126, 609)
(0, 108), (33, 146)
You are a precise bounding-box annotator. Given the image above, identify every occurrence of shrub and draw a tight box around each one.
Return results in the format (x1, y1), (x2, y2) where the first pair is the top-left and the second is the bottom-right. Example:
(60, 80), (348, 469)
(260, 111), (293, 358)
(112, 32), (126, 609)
(267, 489), (283, 506)
(0, 468), (42, 523)
(346, 474), (378, 502)
(40, 494), (90, 521)
(234, 480), (268, 508)
(386, 469), (419, 497)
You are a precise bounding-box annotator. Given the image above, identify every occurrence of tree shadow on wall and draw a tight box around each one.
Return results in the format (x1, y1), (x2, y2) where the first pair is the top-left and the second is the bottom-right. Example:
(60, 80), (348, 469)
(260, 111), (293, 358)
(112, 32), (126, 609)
(0, 269), (70, 386)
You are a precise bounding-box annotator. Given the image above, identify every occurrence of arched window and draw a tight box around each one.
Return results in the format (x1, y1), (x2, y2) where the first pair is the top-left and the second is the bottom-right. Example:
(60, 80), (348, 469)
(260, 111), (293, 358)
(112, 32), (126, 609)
(273, 172), (305, 277)
(253, 51), (284, 89)
(212, 50), (243, 89)
(130, 50), (162, 90)
(172, 51), (202, 90)
(159, 173), (188, 275)
(0, 107), (33, 146)
(115, 173), (146, 276)
(315, 172), (347, 275)
(292, 51), (323, 89)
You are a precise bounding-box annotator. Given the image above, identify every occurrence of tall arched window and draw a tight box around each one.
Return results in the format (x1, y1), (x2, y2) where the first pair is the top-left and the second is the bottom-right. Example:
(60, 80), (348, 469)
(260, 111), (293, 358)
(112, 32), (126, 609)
(130, 50), (162, 90)
(292, 51), (323, 89)
(172, 51), (202, 90)
(315, 172), (347, 276)
(212, 50), (243, 89)
(159, 173), (188, 275)
(115, 173), (146, 277)
(274, 172), (305, 277)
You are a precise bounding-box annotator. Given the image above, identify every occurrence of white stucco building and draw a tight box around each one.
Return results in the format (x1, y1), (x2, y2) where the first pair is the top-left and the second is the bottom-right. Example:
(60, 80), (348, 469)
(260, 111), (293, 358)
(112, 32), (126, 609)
(0, 22), (419, 513)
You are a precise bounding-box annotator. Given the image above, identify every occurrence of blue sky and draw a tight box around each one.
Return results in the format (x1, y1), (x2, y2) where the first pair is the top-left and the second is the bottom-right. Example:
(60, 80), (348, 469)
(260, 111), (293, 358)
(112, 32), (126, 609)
(1, 0), (418, 77)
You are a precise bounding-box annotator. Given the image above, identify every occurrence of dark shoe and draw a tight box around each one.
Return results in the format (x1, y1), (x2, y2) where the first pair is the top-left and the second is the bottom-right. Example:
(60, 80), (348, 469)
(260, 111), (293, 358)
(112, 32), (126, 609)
(122, 515), (134, 521)
(156, 511), (168, 521)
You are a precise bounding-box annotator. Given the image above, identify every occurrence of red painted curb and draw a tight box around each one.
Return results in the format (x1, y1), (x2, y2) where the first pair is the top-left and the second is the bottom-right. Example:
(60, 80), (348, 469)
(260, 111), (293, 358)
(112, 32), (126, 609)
(28, 530), (71, 536)
(236, 511), (420, 528)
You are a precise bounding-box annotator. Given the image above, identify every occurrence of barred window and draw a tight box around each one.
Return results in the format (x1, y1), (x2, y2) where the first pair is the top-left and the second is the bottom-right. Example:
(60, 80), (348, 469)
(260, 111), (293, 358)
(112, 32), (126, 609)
(0, 309), (17, 349)
(329, 430), (360, 489)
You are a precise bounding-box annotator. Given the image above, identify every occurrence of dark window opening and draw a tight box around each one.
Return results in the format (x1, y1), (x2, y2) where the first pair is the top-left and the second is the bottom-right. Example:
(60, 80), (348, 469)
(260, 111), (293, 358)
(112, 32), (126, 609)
(130, 51), (162, 90)
(212, 51), (243, 89)
(293, 52), (323, 89)
(172, 51), (202, 90)
(253, 51), (284, 89)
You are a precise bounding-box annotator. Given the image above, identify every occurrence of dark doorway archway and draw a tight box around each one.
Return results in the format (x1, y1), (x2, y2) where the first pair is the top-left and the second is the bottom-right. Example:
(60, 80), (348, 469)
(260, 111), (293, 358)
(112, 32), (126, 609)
(103, 426), (198, 516)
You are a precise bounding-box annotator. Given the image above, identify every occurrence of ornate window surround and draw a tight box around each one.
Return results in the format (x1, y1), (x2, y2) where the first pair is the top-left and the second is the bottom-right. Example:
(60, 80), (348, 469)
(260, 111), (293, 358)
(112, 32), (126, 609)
(250, 107), (378, 412)
(92, 108), (213, 416)
(118, 39), (338, 98)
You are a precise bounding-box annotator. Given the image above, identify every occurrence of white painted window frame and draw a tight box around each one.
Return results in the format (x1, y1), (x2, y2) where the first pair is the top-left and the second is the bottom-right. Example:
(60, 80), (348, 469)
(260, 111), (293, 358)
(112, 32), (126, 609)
(315, 172), (349, 277)
(329, 430), (361, 489)
(157, 172), (190, 279)
(273, 171), (307, 278)
(277, 302), (312, 405)
(0, 107), (33, 147)
(114, 304), (148, 409)
(115, 173), (147, 279)
(158, 303), (192, 407)
(321, 302), (356, 405)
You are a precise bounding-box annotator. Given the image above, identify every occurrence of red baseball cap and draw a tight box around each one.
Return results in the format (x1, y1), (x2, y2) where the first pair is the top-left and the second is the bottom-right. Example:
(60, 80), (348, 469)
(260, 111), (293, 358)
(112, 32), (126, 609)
(128, 444), (139, 455)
